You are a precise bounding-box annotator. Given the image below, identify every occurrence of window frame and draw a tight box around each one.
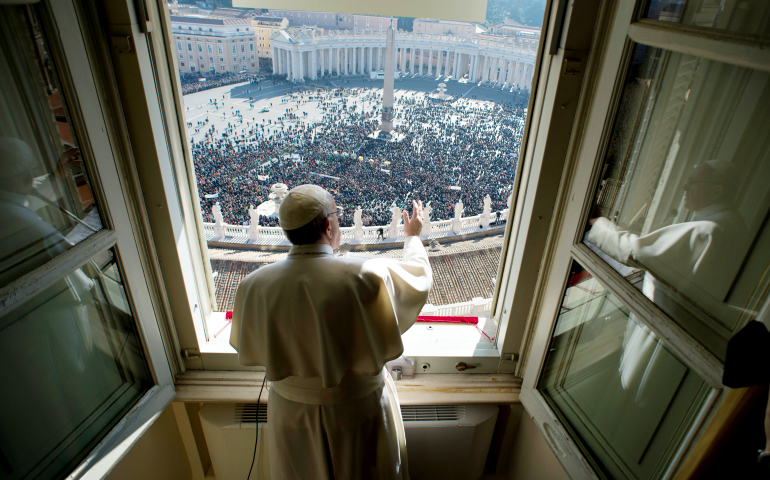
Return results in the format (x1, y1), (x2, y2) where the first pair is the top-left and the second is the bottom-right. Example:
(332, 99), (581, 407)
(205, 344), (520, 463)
(517, 0), (770, 477)
(1, 0), (177, 478)
(140, 0), (564, 374)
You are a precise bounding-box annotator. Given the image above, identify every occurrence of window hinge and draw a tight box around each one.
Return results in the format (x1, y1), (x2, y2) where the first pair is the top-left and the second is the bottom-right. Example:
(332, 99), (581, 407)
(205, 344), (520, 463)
(112, 35), (134, 54)
(183, 348), (200, 359)
(501, 353), (519, 362)
(562, 57), (581, 76)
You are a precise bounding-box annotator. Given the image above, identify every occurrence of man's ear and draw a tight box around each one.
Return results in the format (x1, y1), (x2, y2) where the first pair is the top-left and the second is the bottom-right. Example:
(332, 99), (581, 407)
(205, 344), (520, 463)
(325, 218), (332, 238)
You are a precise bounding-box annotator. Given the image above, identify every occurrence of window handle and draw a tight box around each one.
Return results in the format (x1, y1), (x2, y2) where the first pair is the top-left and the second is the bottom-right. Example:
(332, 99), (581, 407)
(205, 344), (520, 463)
(455, 362), (477, 372)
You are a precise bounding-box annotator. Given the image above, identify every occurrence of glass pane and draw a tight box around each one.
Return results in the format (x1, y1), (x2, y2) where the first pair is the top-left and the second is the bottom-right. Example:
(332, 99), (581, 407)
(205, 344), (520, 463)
(0, 5), (103, 288)
(0, 249), (152, 480)
(645, 0), (770, 38)
(539, 261), (710, 480)
(584, 43), (770, 361)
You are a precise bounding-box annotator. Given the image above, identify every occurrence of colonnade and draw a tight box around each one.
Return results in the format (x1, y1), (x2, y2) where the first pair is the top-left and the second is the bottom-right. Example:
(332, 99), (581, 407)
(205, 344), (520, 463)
(270, 30), (536, 90)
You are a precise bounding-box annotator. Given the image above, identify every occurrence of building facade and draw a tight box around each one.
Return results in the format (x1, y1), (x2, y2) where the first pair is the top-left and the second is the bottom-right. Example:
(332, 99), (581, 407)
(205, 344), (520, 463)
(270, 26), (537, 90)
(170, 16), (260, 74)
(251, 16), (287, 62)
(412, 18), (485, 36)
(267, 10), (398, 31)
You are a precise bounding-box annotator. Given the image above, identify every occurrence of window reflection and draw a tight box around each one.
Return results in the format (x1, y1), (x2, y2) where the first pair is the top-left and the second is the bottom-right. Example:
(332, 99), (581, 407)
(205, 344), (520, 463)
(0, 249), (152, 480)
(539, 262), (709, 480)
(0, 6), (103, 288)
(584, 44), (770, 360)
(645, 0), (770, 38)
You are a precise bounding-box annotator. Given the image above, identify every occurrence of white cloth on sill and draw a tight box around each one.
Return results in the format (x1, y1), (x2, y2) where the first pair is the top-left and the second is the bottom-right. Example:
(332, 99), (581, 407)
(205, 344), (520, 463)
(230, 236), (430, 479)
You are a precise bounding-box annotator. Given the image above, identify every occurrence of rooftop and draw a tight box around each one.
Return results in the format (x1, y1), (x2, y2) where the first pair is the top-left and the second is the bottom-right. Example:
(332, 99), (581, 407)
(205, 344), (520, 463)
(209, 234), (504, 312)
(170, 16), (252, 26)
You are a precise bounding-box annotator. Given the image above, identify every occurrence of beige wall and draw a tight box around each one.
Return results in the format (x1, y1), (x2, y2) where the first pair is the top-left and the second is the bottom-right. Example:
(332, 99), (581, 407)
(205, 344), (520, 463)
(106, 405), (192, 480)
(506, 409), (570, 480)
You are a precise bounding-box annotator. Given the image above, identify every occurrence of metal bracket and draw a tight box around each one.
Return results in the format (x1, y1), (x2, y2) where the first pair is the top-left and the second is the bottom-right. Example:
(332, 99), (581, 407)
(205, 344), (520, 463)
(112, 35), (134, 54)
(501, 353), (519, 362)
(562, 57), (581, 76)
(183, 348), (200, 359)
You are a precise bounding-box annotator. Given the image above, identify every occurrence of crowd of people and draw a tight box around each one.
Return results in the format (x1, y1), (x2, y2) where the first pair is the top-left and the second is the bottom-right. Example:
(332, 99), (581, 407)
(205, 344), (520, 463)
(180, 72), (265, 95)
(189, 85), (526, 228)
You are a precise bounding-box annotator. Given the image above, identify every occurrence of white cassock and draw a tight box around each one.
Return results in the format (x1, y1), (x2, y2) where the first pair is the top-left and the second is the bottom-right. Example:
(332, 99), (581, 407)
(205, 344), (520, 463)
(586, 205), (747, 402)
(230, 236), (432, 480)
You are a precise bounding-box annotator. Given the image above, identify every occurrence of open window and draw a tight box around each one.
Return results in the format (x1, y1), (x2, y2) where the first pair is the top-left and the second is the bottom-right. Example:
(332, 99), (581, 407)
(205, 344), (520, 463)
(151, 0), (552, 372)
(518, 0), (770, 477)
(0, 2), (174, 478)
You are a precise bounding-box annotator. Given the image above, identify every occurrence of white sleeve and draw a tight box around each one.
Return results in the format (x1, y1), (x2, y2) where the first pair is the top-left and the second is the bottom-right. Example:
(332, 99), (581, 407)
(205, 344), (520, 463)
(385, 236), (432, 334)
(585, 217), (637, 265)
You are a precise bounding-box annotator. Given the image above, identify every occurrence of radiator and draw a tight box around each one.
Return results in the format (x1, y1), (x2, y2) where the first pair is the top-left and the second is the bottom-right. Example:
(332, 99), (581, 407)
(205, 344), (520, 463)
(199, 403), (498, 480)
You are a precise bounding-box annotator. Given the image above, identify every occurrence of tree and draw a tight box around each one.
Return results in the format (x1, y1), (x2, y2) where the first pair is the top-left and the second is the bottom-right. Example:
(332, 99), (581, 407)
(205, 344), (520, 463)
(486, 0), (546, 28)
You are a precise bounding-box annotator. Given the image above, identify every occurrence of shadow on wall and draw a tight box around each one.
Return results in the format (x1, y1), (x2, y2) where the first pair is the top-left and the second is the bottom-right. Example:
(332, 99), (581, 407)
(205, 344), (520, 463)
(506, 408), (570, 480)
(106, 406), (192, 480)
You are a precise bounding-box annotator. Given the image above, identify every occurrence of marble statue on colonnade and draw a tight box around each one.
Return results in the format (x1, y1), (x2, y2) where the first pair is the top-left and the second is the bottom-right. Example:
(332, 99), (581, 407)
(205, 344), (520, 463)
(353, 207), (364, 241)
(454, 199), (464, 221)
(452, 199), (464, 234)
(421, 202), (433, 237)
(248, 206), (261, 240)
(212, 202), (224, 238)
(481, 195), (492, 228)
(387, 204), (401, 239)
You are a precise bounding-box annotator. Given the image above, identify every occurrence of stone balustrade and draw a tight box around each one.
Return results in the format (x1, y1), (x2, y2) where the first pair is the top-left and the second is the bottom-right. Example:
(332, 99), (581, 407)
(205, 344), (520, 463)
(420, 296), (493, 318)
(203, 204), (509, 247)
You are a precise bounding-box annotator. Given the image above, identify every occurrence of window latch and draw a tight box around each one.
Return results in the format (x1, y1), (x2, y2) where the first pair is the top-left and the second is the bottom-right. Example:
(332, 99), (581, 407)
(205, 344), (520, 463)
(455, 362), (477, 372)
(184, 348), (200, 359)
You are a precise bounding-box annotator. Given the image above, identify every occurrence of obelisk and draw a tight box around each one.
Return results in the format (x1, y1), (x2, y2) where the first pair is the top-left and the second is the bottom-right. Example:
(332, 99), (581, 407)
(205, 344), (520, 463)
(380, 20), (396, 135)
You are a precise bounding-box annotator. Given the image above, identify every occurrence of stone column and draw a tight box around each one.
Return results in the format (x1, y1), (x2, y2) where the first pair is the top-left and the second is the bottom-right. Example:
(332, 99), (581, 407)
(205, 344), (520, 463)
(271, 47), (277, 74)
(337, 48), (341, 75)
(428, 49), (433, 75)
(287, 50), (293, 80)
(481, 55), (490, 82)
(525, 64), (533, 89)
(410, 48), (415, 75)
(344, 47), (348, 75)
(311, 48), (317, 79)
(419, 49), (424, 75)
(368, 46), (373, 73)
(300, 51), (305, 80)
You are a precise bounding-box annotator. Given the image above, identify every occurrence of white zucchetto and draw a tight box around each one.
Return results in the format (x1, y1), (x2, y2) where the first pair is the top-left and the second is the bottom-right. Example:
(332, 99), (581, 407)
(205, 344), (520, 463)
(278, 184), (329, 230)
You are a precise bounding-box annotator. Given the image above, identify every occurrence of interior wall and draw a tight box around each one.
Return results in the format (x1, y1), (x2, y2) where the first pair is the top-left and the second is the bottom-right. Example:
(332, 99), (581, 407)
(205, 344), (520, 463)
(506, 407), (570, 480)
(106, 405), (192, 480)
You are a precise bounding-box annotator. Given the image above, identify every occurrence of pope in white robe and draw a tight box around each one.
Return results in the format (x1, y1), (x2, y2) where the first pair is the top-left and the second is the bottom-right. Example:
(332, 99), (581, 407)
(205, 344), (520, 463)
(230, 185), (432, 480)
(586, 160), (746, 401)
